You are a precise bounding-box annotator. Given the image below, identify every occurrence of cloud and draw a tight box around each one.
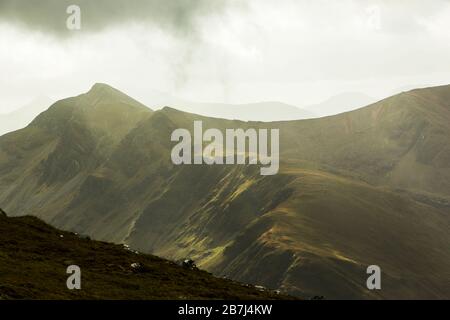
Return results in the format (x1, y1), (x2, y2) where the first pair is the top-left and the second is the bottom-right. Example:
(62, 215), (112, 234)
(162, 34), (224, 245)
(0, 0), (230, 37)
(1, 0), (449, 110)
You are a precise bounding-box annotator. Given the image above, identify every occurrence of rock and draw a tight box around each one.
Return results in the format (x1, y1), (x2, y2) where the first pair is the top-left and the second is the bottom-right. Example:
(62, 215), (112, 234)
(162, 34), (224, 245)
(130, 262), (149, 273)
(0, 208), (7, 217)
(181, 259), (197, 270)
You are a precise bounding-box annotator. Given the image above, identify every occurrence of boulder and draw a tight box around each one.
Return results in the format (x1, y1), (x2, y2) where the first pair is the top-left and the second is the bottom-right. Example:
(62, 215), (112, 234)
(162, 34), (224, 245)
(181, 259), (197, 270)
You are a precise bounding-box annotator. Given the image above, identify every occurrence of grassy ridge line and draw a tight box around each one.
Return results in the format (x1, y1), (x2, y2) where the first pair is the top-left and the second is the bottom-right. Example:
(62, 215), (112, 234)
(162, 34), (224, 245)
(0, 213), (294, 300)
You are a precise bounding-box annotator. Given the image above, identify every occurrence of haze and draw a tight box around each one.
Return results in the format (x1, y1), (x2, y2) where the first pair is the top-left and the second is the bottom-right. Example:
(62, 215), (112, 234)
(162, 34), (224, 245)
(1, 0), (450, 113)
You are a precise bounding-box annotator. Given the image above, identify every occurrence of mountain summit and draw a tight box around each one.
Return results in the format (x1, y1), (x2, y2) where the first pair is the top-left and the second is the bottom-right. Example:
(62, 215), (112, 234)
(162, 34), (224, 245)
(83, 83), (150, 110)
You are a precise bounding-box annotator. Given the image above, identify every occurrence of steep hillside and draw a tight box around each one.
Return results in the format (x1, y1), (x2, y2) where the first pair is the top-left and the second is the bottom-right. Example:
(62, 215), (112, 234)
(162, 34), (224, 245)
(273, 86), (450, 197)
(0, 84), (449, 299)
(0, 211), (287, 299)
(0, 83), (152, 221)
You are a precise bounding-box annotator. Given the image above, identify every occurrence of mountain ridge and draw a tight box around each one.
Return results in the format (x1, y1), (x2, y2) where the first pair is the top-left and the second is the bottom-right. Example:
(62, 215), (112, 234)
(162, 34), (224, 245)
(0, 211), (290, 300)
(0, 83), (449, 299)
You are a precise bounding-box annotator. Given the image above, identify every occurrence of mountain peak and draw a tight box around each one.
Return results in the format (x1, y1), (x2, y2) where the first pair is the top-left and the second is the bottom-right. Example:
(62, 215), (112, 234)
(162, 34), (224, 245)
(86, 83), (127, 98)
(92, 82), (112, 88)
(83, 83), (151, 111)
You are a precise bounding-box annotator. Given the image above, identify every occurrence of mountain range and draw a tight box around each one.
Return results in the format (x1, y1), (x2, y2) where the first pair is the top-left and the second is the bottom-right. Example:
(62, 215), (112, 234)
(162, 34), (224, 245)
(302, 92), (376, 117)
(0, 83), (449, 299)
(167, 100), (314, 121)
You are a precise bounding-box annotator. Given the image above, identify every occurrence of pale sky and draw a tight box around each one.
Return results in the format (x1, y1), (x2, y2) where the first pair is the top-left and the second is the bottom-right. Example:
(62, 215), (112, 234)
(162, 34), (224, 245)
(1, 0), (450, 113)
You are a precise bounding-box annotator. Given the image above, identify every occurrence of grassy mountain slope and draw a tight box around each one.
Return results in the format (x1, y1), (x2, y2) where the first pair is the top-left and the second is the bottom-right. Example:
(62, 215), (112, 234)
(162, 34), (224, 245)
(0, 83), (152, 221)
(273, 86), (450, 197)
(0, 84), (449, 299)
(0, 212), (288, 300)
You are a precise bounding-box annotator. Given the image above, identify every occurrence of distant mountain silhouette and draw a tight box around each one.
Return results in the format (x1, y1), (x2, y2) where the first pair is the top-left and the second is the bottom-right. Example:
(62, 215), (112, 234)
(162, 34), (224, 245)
(303, 92), (376, 117)
(0, 96), (53, 136)
(139, 89), (313, 121)
(173, 101), (314, 121)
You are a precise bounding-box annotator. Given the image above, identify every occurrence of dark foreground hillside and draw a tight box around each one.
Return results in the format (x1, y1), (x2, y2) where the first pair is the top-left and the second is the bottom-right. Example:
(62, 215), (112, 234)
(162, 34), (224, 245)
(0, 210), (291, 300)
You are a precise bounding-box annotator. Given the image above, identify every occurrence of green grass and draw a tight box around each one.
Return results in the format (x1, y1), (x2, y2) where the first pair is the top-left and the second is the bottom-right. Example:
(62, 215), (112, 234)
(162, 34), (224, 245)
(0, 213), (293, 300)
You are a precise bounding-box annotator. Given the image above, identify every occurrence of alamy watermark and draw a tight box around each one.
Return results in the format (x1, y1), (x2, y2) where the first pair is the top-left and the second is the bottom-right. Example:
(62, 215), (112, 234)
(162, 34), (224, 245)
(66, 5), (81, 30)
(171, 121), (279, 175)
(366, 265), (381, 290)
(66, 265), (81, 290)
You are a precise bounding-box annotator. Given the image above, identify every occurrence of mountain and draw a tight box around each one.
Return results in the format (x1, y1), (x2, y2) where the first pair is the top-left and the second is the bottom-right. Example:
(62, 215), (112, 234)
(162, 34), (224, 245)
(0, 83), (449, 299)
(171, 101), (314, 122)
(0, 211), (288, 299)
(0, 96), (53, 136)
(303, 92), (376, 117)
(137, 90), (313, 121)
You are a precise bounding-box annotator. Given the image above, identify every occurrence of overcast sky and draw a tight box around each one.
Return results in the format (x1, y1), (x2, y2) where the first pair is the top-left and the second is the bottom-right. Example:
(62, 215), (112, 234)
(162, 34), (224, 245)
(1, 0), (450, 113)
